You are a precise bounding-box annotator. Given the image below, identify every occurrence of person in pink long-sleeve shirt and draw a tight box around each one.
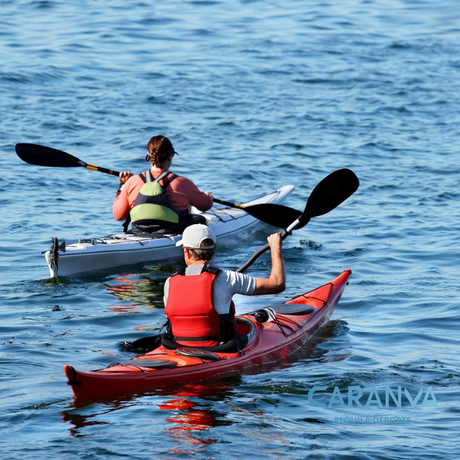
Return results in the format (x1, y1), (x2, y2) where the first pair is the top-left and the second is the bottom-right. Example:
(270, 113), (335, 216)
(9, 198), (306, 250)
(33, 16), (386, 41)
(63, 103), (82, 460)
(113, 135), (213, 234)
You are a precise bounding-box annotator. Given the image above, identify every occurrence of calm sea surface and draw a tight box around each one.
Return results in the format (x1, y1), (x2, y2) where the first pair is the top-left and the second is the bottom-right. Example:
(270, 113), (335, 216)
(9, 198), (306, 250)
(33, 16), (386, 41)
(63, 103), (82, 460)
(1, 0), (460, 458)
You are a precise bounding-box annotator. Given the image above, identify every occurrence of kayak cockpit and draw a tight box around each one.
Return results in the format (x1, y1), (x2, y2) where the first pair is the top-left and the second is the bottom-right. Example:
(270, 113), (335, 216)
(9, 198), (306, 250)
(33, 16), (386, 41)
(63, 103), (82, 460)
(235, 316), (257, 345)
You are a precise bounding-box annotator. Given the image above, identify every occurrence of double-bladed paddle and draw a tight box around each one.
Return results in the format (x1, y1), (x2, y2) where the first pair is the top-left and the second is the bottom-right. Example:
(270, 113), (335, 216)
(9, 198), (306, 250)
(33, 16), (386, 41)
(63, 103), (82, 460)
(15, 142), (301, 229)
(121, 168), (359, 353)
(237, 168), (359, 273)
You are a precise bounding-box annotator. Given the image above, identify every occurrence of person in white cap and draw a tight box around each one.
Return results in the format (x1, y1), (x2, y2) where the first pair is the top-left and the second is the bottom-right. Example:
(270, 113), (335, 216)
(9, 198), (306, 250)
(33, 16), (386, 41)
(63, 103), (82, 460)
(161, 224), (286, 353)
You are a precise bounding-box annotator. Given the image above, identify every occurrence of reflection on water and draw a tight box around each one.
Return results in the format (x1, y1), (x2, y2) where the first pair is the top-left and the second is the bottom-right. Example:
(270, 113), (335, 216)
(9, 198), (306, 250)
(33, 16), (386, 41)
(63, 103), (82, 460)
(159, 385), (231, 450)
(62, 383), (232, 447)
(105, 273), (166, 312)
(103, 262), (179, 312)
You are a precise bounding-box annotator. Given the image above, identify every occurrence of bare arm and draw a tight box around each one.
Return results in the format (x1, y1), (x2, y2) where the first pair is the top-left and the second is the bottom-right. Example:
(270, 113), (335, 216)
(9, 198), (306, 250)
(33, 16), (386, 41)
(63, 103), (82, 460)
(253, 233), (286, 295)
(113, 173), (135, 221)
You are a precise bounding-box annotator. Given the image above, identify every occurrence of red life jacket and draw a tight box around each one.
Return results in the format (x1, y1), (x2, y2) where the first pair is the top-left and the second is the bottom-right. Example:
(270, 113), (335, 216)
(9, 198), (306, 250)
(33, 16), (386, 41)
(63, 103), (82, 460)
(165, 267), (236, 347)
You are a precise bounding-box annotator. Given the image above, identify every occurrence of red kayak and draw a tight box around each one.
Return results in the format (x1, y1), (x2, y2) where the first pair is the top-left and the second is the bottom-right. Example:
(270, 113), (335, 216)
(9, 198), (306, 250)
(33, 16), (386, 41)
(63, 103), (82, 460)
(64, 269), (351, 399)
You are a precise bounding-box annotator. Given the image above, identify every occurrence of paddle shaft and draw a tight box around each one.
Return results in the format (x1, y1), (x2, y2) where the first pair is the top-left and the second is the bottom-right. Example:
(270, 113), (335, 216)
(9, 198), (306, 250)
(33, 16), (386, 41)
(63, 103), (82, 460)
(213, 198), (245, 210)
(85, 164), (120, 176)
(237, 214), (309, 273)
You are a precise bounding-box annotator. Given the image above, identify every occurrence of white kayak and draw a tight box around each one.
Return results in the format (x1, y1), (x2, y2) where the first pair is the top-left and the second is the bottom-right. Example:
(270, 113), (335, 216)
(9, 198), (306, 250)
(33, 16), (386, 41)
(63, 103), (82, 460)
(44, 185), (295, 278)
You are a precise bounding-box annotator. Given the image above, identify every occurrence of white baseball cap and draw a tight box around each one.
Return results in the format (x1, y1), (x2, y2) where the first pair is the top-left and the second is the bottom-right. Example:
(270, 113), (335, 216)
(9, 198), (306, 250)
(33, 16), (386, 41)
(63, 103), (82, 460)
(175, 224), (217, 249)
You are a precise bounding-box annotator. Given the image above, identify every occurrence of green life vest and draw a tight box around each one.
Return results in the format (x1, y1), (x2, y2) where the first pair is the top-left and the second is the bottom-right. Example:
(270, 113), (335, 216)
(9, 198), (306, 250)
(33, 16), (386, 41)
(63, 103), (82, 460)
(130, 170), (182, 233)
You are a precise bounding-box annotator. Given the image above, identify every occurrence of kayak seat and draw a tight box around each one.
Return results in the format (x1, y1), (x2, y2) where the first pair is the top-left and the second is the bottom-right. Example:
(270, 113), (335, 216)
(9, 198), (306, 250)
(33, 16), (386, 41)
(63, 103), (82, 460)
(260, 303), (315, 316)
(120, 359), (177, 369)
(161, 334), (248, 354)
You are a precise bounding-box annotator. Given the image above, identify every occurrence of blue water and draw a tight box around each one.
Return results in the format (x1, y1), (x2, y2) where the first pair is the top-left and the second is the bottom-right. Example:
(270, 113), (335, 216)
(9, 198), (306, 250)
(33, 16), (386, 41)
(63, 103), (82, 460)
(1, 0), (460, 458)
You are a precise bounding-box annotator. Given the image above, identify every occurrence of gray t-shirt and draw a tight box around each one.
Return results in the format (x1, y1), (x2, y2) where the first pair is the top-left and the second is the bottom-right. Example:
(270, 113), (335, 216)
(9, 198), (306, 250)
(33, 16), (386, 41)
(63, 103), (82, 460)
(163, 264), (256, 314)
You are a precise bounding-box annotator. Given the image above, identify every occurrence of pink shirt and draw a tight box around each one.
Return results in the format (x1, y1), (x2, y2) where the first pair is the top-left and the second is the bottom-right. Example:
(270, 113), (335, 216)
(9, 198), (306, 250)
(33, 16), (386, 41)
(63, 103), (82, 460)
(113, 169), (213, 221)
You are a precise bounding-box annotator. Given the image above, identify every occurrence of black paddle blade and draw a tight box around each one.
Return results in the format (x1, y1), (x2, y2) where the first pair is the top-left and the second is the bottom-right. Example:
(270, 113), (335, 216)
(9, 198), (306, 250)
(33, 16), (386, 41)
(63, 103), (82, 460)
(296, 168), (359, 228)
(237, 168), (359, 273)
(245, 203), (302, 229)
(119, 334), (163, 353)
(15, 143), (86, 168)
